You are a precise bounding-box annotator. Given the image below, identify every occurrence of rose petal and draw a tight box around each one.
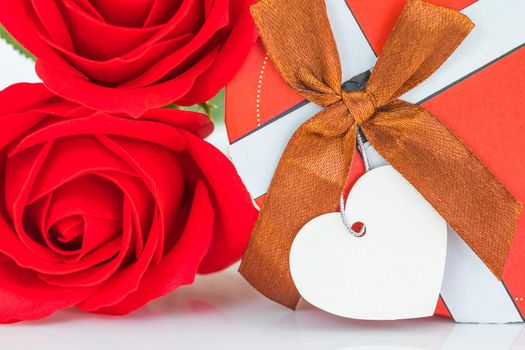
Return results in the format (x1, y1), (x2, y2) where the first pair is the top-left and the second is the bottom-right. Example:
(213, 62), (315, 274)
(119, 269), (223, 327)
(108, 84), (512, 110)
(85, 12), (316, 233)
(37, 236), (122, 286)
(36, 48), (216, 115)
(0, 1), (84, 77)
(118, 40), (220, 89)
(10, 113), (186, 156)
(77, 131), (189, 310)
(0, 259), (96, 323)
(59, 0), (161, 60)
(97, 135), (185, 262)
(144, 0), (183, 27)
(0, 111), (46, 151)
(50, 34), (194, 85)
(182, 131), (257, 273)
(141, 0), (203, 44)
(32, 0), (75, 50)
(43, 214), (86, 256)
(88, 180), (213, 315)
(44, 175), (123, 257)
(65, 0), (105, 21)
(0, 193), (123, 271)
(0, 83), (54, 117)
(0, 253), (10, 264)
(177, 0), (259, 105)
(76, 210), (160, 311)
(22, 135), (135, 205)
(141, 108), (213, 139)
(32, 99), (85, 117)
(0, 209), (125, 275)
(2, 143), (130, 275)
(118, 0), (230, 89)
(92, 168), (156, 259)
(89, 0), (154, 27)
(0, 85), (54, 150)
(37, 200), (133, 287)
(45, 175), (123, 221)
(43, 0), (203, 74)
(4, 142), (62, 263)
(25, 194), (85, 258)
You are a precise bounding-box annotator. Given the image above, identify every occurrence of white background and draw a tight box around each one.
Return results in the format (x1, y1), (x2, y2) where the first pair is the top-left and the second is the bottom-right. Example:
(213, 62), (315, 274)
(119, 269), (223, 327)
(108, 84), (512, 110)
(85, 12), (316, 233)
(1, 37), (525, 350)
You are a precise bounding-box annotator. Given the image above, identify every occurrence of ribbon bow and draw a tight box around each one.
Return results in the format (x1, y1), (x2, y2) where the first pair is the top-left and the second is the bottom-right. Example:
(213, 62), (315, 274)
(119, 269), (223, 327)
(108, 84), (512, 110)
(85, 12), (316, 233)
(240, 0), (522, 309)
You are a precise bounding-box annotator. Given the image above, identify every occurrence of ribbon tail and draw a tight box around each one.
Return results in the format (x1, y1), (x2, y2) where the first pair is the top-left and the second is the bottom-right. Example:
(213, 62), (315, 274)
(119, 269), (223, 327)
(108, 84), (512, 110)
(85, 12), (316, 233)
(240, 103), (356, 308)
(362, 101), (522, 278)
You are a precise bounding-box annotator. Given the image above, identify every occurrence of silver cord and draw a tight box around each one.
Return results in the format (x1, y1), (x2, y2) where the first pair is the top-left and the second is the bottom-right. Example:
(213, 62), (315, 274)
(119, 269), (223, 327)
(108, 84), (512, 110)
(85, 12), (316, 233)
(339, 127), (369, 237)
(356, 128), (370, 172)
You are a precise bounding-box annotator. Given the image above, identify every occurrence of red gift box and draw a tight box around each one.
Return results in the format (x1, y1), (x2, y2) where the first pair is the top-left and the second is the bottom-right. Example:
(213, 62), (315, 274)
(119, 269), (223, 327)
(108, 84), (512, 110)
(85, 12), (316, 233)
(224, 0), (525, 323)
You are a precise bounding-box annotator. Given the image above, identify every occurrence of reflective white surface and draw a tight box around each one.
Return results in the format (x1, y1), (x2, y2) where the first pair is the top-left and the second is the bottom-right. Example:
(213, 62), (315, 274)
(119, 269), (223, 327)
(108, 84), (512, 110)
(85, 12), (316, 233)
(1, 266), (524, 350)
(1, 34), (525, 350)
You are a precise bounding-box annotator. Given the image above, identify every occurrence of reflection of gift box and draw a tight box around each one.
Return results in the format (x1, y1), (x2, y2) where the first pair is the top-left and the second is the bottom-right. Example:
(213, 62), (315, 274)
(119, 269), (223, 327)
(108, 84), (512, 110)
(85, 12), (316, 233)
(225, 0), (525, 323)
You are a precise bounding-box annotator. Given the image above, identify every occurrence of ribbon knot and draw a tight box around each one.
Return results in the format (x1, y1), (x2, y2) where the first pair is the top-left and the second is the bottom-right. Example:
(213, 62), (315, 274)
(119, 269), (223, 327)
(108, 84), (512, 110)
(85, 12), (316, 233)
(240, 0), (522, 310)
(341, 90), (376, 126)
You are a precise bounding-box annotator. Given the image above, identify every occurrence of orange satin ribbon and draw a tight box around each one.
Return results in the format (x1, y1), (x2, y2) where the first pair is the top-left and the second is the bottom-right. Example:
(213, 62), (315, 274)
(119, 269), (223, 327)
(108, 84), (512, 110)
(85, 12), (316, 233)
(239, 0), (522, 309)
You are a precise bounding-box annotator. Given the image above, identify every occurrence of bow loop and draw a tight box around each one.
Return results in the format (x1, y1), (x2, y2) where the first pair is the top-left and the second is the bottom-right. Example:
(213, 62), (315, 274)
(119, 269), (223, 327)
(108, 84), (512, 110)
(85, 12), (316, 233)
(250, 0), (343, 106)
(341, 90), (377, 126)
(295, 68), (343, 107)
(366, 0), (474, 105)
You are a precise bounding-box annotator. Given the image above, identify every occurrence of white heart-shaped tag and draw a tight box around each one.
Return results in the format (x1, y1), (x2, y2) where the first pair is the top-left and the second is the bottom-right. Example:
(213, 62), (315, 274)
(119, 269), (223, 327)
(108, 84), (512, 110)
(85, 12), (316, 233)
(290, 165), (447, 320)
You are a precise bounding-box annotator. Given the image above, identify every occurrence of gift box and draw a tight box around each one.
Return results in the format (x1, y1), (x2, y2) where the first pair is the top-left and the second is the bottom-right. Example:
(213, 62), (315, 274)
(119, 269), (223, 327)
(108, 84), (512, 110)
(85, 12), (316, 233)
(224, 0), (525, 323)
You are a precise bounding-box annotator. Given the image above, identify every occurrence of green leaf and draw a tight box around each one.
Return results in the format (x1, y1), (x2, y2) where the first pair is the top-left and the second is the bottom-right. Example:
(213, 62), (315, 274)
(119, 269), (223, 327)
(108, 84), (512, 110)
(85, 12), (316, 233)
(208, 89), (225, 123)
(165, 89), (225, 123)
(0, 25), (35, 61)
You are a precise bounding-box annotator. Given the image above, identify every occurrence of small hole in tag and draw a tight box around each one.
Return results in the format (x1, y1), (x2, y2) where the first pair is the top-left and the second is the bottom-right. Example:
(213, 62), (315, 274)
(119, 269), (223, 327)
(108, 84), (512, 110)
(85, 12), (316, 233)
(351, 222), (366, 237)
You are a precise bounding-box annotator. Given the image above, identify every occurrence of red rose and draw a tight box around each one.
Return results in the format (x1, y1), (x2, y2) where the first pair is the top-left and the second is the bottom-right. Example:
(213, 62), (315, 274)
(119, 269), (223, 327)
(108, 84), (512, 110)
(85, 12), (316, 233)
(0, 0), (258, 116)
(0, 83), (257, 323)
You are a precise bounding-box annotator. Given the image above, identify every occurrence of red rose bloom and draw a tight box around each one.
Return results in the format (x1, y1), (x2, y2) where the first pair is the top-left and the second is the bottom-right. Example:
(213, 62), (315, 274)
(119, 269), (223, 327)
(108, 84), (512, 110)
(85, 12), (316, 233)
(0, 83), (257, 323)
(0, 0), (258, 116)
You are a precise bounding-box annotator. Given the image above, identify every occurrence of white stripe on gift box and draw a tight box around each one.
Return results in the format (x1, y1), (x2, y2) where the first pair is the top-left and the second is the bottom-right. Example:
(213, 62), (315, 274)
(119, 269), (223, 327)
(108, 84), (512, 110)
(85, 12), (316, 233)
(228, 0), (525, 323)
